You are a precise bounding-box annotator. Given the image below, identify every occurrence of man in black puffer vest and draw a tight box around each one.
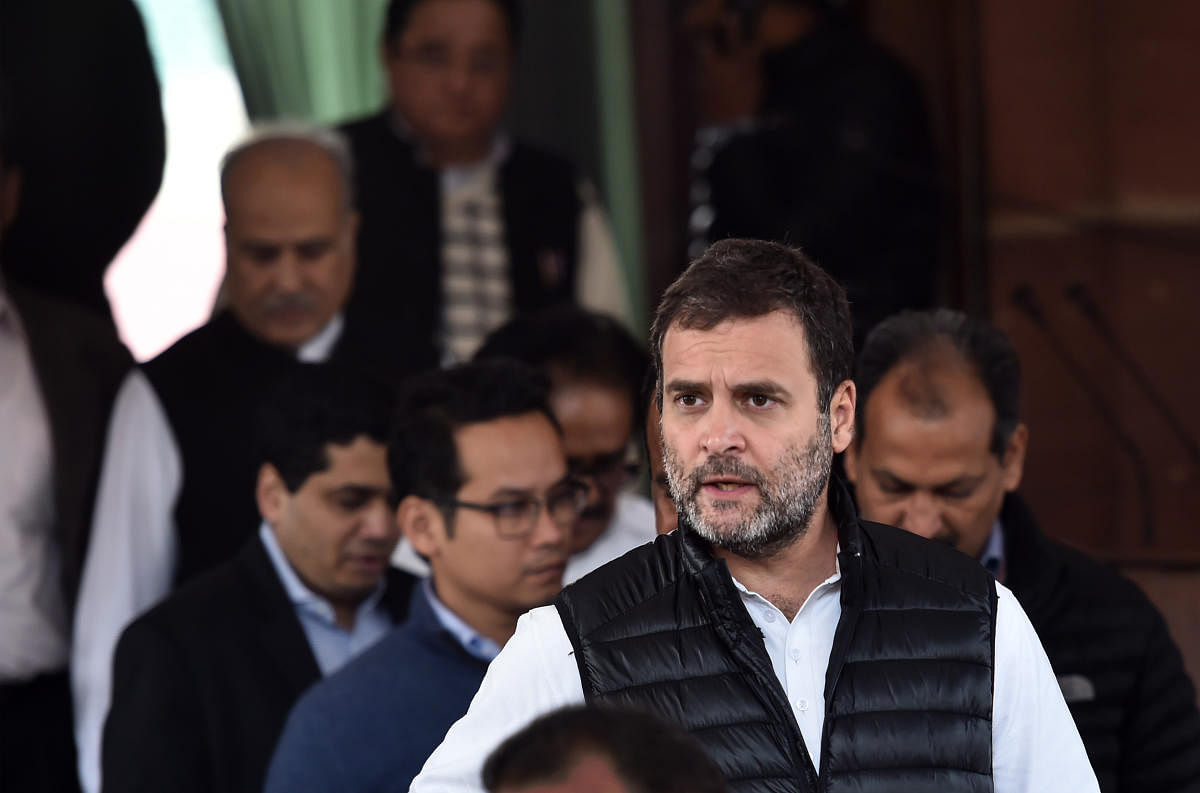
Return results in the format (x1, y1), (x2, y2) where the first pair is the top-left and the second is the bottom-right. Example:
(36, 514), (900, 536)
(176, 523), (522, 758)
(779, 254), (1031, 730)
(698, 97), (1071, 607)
(410, 239), (1099, 793)
(846, 309), (1200, 793)
(70, 125), (367, 793)
(336, 0), (632, 377)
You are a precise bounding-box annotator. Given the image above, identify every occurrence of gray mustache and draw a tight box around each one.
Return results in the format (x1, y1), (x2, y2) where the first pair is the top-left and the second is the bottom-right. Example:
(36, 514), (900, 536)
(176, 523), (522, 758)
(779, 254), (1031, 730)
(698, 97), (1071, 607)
(686, 456), (765, 495)
(263, 292), (318, 314)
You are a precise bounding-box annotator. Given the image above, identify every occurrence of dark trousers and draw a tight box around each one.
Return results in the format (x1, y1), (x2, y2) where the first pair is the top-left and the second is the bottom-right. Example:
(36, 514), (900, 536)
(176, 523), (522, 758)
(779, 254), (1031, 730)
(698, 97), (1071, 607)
(0, 670), (81, 793)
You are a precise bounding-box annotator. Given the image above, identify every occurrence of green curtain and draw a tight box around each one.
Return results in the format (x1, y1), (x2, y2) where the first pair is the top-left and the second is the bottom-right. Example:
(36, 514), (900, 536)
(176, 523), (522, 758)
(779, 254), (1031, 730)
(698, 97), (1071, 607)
(592, 0), (645, 328)
(214, 0), (389, 123)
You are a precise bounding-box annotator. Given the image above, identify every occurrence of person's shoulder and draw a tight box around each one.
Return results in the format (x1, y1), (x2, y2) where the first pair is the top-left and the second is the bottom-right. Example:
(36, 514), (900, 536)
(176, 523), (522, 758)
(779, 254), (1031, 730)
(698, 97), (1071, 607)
(1039, 536), (1161, 617)
(615, 491), (655, 523)
(335, 109), (391, 144)
(126, 552), (248, 637)
(558, 531), (686, 627)
(289, 631), (407, 725)
(859, 519), (995, 596)
(8, 283), (132, 368)
(112, 560), (247, 673)
(141, 311), (231, 375)
(505, 139), (579, 181)
(601, 493), (656, 547)
(569, 530), (682, 587)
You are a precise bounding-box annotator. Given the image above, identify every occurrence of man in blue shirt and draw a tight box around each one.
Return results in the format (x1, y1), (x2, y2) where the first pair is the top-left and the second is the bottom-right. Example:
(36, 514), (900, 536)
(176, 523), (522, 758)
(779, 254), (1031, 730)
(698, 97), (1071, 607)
(264, 359), (585, 793)
(100, 365), (415, 793)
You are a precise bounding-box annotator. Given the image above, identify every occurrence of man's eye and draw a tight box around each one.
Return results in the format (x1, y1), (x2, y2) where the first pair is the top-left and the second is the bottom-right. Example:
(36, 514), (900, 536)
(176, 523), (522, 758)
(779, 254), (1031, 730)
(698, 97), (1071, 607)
(748, 394), (774, 408)
(244, 245), (280, 264)
(333, 491), (371, 511)
(676, 394), (702, 408)
(492, 499), (534, 520)
(414, 44), (450, 67)
(296, 240), (332, 260)
(938, 485), (976, 500)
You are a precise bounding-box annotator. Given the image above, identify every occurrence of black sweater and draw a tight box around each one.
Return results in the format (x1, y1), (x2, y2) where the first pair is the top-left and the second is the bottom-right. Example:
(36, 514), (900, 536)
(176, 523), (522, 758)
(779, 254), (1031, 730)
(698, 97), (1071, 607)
(1001, 495), (1200, 793)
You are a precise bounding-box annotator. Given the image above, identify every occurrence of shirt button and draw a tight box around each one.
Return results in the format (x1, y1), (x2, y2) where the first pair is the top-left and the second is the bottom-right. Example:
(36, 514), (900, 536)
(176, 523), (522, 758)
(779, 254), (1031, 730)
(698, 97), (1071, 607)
(797, 698), (810, 712)
(790, 648), (801, 661)
(763, 611), (777, 623)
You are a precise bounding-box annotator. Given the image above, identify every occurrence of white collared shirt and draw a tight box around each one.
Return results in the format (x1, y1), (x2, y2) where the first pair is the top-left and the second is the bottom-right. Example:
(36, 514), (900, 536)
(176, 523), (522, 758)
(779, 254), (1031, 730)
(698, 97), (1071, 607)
(71, 314), (343, 793)
(0, 285), (68, 681)
(257, 523), (392, 676)
(409, 555), (1099, 793)
(732, 564), (842, 771)
(422, 578), (501, 663)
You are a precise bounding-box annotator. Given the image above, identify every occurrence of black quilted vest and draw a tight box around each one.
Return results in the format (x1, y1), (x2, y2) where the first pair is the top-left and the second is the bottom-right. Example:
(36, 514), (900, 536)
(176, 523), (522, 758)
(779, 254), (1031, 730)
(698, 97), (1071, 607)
(142, 311), (327, 585)
(337, 111), (581, 383)
(555, 485), (998, 793)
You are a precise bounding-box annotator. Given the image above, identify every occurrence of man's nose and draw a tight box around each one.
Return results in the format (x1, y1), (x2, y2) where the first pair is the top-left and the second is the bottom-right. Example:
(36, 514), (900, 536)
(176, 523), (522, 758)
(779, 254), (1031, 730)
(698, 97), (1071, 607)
(699, 399), (746, 456)
(899, 493), (942, 540)
(274, 254), (304, 293)
(359, 500), (398, 541)
(444, 58), (473, 95)
(530, 501), (569, 550)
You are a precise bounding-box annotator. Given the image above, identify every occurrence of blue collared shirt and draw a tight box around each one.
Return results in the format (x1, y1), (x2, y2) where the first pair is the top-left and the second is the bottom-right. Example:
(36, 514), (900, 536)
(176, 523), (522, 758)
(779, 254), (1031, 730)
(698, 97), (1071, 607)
(421, 578), (502, 663)
(258, 523), (393, 675)
(980, 520), (1006, 582)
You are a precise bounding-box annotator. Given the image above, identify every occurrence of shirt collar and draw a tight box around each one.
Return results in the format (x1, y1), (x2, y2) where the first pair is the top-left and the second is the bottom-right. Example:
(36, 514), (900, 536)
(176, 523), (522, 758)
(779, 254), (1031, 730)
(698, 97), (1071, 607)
(297, 313), (343, 362)
(439, 136), (511, 193)
(421, 578), (502, 662)
(258, 522), (387, 627)
(979, 520), (1006, 581)
(730, 544), (843, 599)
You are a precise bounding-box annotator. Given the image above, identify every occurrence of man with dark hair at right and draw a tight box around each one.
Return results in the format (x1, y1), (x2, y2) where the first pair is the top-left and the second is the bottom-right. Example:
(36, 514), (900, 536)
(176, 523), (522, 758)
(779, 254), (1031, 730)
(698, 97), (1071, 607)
(482, 706), (728, 793)
(411, 238), (1098, 793)
(845, 308), (1200, 793)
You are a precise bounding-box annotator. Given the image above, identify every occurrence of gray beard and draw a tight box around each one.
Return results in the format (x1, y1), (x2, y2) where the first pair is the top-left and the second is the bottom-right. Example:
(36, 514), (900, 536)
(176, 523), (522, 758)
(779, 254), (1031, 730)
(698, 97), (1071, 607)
(664, 412), (833, 559)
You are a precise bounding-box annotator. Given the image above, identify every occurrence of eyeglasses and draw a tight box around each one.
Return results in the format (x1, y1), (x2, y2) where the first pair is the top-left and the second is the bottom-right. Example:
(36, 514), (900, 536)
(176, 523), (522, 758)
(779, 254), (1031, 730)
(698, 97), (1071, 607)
(437, 480), (588, 539)
(568, 448), (639, 493)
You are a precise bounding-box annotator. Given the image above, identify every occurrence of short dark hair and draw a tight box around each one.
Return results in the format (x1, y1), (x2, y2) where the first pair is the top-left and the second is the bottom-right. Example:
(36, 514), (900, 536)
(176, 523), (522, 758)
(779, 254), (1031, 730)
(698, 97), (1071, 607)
(474, 305), (649, 421)
(255, 364), (395, 492)
(482, 705), (728, 793)
(650, 238), (853, 410)
(382, 0), (521, 50)
(386, 359), (557, 521)
(855, 309), (1022, 457)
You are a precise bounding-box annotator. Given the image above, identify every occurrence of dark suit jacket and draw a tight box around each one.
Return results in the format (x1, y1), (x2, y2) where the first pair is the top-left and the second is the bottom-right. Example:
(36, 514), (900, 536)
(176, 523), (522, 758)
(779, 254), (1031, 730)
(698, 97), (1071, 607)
(100, 536), (417, 793)
(8, 284), (132, 609)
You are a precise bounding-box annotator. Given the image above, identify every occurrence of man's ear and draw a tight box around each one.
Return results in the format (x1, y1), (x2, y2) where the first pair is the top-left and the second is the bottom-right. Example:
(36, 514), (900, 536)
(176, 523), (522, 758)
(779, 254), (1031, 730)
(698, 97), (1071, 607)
(828, 379), (856, 455)
(256, 464), (288, 526)
(398, 495), (447, 560)
(1000, 423), (1028, 493)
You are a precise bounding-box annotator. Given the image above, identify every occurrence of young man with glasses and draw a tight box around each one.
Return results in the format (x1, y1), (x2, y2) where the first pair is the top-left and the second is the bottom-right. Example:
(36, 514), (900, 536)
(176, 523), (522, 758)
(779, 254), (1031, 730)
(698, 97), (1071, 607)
(263, 359), (584, 793)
